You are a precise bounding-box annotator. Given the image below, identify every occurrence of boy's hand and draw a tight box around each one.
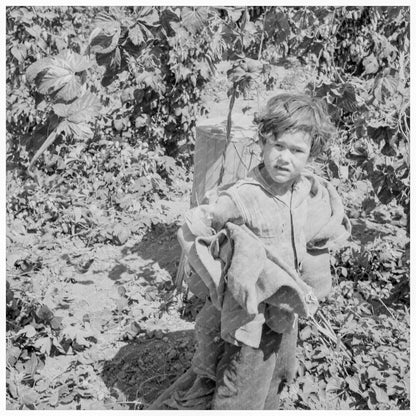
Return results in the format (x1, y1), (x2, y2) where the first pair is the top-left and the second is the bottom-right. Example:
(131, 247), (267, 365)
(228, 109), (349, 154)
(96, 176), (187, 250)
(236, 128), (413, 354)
(184, 205), (215, 237)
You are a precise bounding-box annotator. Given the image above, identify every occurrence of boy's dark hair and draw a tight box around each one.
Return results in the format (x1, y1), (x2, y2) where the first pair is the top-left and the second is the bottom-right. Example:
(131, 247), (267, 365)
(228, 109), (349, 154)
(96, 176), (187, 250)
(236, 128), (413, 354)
(254, 92), (336, 158)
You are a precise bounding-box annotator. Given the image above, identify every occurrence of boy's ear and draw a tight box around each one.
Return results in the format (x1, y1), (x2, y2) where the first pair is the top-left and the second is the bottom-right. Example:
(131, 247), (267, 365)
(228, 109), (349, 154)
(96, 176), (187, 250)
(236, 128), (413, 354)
(257, 138), (264, 158)
(259, 143), (264, 158)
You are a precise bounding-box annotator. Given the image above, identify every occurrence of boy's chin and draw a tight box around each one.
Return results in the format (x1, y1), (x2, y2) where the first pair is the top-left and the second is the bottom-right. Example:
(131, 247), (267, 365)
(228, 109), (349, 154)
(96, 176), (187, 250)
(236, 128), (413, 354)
(261, 165), (301, 187)
(269, 172), (296, 184)
(268, 172), (303, 189)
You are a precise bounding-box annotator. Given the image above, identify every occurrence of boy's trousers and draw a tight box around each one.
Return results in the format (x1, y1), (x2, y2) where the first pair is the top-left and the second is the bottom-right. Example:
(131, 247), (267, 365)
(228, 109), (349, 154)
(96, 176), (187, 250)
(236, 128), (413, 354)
(212, 320), (298, 409)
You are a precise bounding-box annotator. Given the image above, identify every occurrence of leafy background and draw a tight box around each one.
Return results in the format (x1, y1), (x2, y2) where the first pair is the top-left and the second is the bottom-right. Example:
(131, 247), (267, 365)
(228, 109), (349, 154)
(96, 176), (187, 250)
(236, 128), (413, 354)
(6, 6), (409, 410)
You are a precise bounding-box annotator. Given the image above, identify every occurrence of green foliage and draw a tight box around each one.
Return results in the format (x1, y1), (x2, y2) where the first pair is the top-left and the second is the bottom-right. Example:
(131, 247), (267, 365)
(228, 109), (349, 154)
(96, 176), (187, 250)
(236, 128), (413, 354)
(295, 7), (409, 212)
(6, 282), (97, 408)
(82, 6), (226, 160)
(287, 294), (409, 410)
(7, 6), (193, 244)
(6, 138), (186, 245)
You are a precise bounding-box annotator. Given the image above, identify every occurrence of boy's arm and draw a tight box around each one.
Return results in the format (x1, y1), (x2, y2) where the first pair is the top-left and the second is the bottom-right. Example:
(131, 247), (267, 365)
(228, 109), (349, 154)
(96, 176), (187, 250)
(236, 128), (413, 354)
(178, 194), (243, 256)
(210, 195), (244, 231)
(183, 195), (243, 237)
(305, 177), (351, 250)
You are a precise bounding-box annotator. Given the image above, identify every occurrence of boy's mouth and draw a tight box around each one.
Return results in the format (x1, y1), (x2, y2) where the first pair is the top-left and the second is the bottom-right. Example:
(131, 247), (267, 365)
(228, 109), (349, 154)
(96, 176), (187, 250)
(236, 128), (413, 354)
(274, 165), (290, 172)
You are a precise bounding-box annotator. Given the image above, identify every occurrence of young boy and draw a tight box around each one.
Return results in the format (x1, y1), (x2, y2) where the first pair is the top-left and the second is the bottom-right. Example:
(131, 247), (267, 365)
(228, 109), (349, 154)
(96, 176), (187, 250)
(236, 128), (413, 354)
(152, 93), (351, 410)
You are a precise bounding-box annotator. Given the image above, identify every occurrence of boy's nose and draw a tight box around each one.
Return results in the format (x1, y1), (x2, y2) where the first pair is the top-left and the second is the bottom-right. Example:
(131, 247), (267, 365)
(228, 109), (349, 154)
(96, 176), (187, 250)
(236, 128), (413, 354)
(277, 148), (290, 162)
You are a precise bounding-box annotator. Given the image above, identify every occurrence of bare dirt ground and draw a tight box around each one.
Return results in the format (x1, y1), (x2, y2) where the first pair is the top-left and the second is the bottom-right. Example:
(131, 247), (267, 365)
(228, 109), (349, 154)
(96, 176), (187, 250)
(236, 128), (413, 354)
(7, 194), (201, 410)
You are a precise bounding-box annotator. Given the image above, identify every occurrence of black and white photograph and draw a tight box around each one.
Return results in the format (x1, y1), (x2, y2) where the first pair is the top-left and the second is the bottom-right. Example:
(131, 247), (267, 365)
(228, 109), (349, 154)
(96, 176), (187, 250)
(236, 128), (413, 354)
(4, 2), (411, 411)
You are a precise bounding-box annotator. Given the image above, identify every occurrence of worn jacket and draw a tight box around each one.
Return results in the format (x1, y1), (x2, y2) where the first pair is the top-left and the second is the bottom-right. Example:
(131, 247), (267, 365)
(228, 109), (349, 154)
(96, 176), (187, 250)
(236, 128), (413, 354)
(178, 165), (351, 348)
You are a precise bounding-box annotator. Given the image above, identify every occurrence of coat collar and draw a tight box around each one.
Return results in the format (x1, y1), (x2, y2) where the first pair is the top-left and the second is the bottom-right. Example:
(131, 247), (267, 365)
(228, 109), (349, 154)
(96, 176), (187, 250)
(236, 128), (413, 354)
(247, 163), (312, 208)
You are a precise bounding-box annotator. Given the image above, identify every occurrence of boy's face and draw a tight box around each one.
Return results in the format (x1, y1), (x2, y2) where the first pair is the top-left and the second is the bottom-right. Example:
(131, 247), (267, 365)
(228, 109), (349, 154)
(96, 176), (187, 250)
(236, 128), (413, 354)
(261, 130), (311, 186)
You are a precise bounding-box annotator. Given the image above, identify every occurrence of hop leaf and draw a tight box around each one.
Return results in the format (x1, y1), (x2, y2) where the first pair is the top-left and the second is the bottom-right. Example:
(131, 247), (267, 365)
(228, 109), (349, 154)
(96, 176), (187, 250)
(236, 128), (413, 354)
(21, 324), (37, 338)
(337, 83), (359, 113)
(53, 92), (101, 140)
(33, 337), (52, 356)
(58, 49), (92, 72)
(26, 57), (54, 84)
(264, 10), (290, 41)
(181, 7), (210, 34)
(113, 224), (131, 245)
(89, 29), (121, 55)
(362, 54), (379, 75)
(373, 74), (399, 102)
(21, 388), (39, 407)
(129, 20), (154, 45)
(53, 92), (101, 124)
(26, 50), (91, 101)
(11, 44), (28, 63)
(88, 11), (121, 55)
(94, 11), (121, 32)
(36, 304), (54, 323)
(372, 384), (390, 403)
(225, 7), (245, 23)
(326, 376), (343, 396)
(346, 375), (362, 395)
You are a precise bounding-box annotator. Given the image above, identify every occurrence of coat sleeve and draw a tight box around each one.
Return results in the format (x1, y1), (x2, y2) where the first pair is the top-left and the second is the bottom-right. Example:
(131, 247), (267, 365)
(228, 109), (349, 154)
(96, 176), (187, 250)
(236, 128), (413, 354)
(297, 175), (351, 300)
(305, 177), (351, 251)
(180, 194), (243, 243)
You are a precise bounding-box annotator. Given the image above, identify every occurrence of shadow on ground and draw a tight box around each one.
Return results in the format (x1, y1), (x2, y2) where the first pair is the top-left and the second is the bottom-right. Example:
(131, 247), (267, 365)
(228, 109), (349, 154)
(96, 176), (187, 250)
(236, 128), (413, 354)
(100, 222), (202, 409)
(105, 221), (182, 285)
(100, 328), (195, 409)
(123, 222), (182, 276)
